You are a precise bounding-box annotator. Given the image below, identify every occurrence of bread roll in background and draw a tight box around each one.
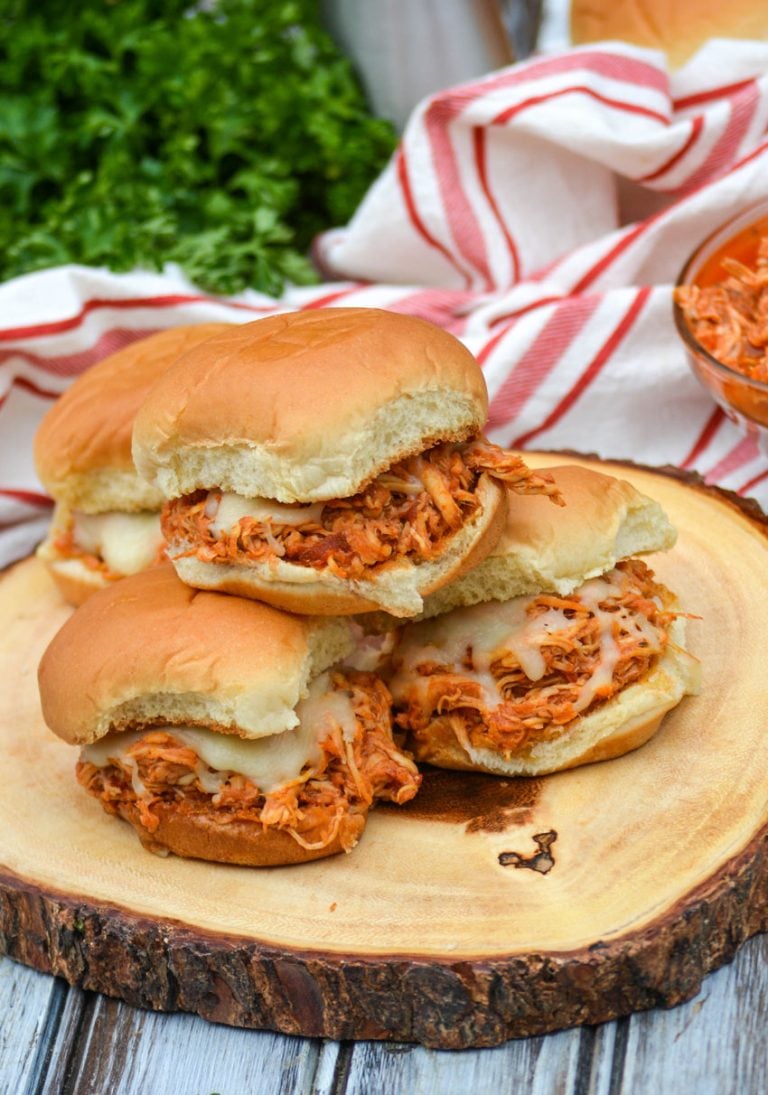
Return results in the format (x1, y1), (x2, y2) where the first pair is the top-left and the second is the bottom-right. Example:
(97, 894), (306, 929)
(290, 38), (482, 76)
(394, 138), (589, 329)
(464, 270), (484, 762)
(35, 324), (232, 605)
(36, 324), (231, 513)
(570, 0), (768, 68)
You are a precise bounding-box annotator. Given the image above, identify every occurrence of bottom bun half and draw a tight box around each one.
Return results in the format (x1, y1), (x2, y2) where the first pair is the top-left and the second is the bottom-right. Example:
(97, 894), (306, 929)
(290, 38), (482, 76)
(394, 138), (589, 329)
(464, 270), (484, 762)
(169, 474), (507, 617)
(408, 619), (700, 777)
(39, 551), (111, 607)
(113, 799), (368, 866)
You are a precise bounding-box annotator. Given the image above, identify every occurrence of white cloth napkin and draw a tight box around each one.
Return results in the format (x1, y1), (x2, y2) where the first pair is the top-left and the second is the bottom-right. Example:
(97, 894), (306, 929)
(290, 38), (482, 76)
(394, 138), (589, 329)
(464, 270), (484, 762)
(3, 40), (768, 566)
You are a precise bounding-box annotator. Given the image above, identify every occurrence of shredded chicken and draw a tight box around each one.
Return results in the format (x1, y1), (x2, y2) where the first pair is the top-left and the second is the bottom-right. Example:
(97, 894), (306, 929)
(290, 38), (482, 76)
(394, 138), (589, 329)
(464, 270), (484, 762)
(394, 560), (676, 758)
(162, 437), (562, 580)
(675, 235), (768, 381)
(77, 671), (421, 853)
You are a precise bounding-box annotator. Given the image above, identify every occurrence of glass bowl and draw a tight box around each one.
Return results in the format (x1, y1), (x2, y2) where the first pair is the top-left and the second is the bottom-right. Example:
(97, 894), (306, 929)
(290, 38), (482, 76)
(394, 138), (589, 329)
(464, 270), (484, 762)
(673, 200), (768, 455)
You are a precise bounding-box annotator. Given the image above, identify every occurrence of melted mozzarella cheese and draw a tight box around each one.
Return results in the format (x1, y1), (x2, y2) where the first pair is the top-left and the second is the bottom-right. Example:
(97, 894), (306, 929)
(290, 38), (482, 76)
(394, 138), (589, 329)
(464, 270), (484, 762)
(391, 570), (666, 714)
(73, 511), (164, 575)
(209, 492), (325, 536)
(81, 673), (358, 793)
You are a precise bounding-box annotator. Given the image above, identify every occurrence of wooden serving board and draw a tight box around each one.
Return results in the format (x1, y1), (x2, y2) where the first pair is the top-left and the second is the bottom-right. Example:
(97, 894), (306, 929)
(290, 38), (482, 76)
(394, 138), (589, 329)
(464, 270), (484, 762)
(1, 455), (768, 1049)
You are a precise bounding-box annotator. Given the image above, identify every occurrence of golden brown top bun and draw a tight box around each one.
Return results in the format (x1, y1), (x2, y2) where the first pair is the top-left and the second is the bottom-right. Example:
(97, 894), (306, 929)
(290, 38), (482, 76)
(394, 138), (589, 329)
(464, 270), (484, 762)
(571, 0), (768, 68)
(35, 324), (231, 513)
(416, 464), (676, 620)
(132, 308), (488, 503)
(38, 565), (353, 747)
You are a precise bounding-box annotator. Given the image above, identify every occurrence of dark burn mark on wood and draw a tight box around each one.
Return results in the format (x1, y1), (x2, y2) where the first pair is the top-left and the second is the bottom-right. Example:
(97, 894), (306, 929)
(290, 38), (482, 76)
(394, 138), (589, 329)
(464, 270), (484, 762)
(379, 766), (540, 831)
(499, 831), (557, 874)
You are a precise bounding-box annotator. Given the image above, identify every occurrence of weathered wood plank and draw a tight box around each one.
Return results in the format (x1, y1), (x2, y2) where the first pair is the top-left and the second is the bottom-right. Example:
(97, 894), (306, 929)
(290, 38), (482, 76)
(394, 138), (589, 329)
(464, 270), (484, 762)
(48, 994), (321, 1095)
(341, 1026), (584, 1095)
(578, 1020), (619, 1095)
(312, 1041), (344, 1095)
(0, 959), (63, 1094)
(38, 985), (89, 1094)
(611, 934), (768, 1095)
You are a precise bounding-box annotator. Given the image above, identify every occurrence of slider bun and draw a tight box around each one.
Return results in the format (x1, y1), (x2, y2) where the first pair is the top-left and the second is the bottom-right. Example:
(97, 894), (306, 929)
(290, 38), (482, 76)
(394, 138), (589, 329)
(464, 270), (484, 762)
(571, 0), (768, 68)
(169, 474), (507, 617)
(113, 800), (367, 866)
(35, 324), (231, 513)
(132, 308), (488, 503)
(416, 465), (676, 620)
(410, 618), (700, 776)
(38, 565), (353, 746)
(38, 552), (111, 607)
(36, 502), (111, 606)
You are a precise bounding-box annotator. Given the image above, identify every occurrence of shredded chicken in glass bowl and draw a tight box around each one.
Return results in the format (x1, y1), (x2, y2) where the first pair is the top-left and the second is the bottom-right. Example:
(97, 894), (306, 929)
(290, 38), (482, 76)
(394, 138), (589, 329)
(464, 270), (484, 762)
(673, 201), (768, 454)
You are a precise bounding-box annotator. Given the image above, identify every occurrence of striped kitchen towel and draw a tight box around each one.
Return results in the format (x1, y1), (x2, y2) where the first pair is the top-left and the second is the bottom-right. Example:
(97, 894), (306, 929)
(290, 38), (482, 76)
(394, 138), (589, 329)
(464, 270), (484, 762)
(2, 39), (768, 566)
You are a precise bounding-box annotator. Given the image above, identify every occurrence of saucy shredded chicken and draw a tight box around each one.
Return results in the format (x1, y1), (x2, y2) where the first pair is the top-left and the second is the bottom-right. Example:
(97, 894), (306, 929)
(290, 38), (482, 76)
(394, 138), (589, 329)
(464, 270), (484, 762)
(162, 437), (561, 580)
(394, 560), (676, 758)
(77, 672), (420, 852)
(675, 236), (768, 381)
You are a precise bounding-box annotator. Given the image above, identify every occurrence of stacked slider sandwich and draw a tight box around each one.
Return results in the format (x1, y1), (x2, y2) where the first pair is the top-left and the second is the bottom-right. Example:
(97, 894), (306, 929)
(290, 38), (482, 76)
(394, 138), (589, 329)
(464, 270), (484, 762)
(36, 308), (697, 867)
(388, 465), (701, 776)
(34, 324), (229, 605)
(38, 565), (421, 865)
(38, 308), (561, 864)
(131, 309), (562, 617)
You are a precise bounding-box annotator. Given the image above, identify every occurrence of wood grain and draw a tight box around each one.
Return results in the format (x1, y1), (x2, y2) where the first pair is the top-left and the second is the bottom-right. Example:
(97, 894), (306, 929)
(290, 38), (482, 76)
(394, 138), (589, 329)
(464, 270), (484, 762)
(1, 456), (768, 1048)
(7, 936), (768, 1094)
(50, 994), (320, 1095)
(0, 961), (63, 1093)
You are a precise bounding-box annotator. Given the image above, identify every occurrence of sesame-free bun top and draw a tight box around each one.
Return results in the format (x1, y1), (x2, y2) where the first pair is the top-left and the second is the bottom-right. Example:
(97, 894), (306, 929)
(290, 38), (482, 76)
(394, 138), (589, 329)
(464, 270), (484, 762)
(35, 324), (231, 514)
(416, 464), (677, 619)
(38, 565), (354, 747)
(132, 309), (489, 503)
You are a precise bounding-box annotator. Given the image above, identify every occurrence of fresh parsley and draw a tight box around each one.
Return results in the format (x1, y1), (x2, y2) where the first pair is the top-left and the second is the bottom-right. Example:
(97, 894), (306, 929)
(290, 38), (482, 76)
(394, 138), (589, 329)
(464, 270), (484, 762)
(0, 0), (396, 294)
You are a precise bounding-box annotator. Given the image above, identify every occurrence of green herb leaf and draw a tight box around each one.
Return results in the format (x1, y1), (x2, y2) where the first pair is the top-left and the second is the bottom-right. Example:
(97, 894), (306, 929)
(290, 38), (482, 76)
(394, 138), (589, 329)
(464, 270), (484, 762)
(0, 1), (396, 294)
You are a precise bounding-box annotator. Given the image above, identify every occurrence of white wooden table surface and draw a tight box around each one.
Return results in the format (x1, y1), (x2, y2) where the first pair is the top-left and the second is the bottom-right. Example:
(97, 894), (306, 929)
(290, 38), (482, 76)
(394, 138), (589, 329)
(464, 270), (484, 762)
(2, 932), (766, 1094)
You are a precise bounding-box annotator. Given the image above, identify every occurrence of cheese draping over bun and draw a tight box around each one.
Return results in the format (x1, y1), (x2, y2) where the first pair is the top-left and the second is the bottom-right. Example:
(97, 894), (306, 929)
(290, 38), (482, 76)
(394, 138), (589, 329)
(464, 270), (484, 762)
(38, 566), (421, 866)
(388, 465), (699, 776)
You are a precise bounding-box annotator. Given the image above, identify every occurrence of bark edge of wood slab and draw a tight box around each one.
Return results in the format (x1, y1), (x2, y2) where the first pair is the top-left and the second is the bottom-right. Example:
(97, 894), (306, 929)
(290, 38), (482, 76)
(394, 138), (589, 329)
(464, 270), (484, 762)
(2, 829), (768, 1049)
(2, 454), (767, 1049)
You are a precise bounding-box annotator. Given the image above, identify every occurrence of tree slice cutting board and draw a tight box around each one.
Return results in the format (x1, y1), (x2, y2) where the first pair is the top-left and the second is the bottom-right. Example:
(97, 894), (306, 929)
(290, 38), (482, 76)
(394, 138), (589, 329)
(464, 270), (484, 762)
(1, 455), (768, 1049)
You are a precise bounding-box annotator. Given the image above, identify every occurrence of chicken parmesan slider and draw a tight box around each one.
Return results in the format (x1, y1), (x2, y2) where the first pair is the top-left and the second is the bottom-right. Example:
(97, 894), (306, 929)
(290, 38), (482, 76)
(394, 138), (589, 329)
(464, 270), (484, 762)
(389, 465), (700, 776)
(35, 324), (230, 605)
(132, 309), (561, 617)
(38, 566), (420, 865)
